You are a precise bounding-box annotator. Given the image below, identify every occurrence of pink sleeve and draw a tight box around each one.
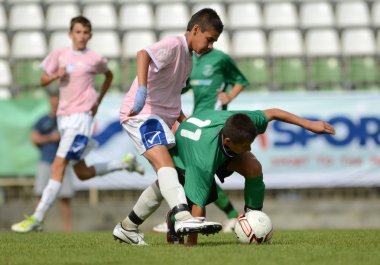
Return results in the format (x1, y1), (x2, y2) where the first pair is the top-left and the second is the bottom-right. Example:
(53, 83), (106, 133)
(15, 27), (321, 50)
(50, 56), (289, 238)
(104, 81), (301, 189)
(95, 56), (109, 74)
(145, 37), (178, 71)
(40, 49), (60, 75)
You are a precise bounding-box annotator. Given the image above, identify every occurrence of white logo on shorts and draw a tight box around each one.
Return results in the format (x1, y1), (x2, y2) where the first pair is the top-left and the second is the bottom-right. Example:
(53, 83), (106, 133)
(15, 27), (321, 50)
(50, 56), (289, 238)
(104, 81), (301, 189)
(145, 131), (161, 147)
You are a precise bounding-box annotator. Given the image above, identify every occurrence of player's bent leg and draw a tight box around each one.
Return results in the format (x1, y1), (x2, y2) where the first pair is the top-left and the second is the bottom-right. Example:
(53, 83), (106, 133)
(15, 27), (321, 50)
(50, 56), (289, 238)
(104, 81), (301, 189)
(172, 204), (222, 236)
(113, 222), (147, 246)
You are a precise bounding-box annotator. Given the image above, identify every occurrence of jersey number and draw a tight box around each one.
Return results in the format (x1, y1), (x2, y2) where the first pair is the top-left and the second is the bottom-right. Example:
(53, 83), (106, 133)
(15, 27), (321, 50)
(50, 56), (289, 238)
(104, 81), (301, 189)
(180, 117), (211, 141)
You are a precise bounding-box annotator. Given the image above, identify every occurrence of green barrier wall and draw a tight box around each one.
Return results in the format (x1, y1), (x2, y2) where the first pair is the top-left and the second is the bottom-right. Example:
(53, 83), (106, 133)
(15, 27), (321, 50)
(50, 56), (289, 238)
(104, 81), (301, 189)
(0, 99), (48, 177)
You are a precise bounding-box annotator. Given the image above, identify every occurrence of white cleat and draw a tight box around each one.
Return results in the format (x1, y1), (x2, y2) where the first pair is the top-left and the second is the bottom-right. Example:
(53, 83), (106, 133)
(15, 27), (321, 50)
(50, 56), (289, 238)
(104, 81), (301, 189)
(11, 215), (43, 233)
(174, 217), (222, 236)
(122, 154), (145, 175)
(152, 221), (168, 233)
(222, 218), (238, 233)
(113, 222), (147, 246)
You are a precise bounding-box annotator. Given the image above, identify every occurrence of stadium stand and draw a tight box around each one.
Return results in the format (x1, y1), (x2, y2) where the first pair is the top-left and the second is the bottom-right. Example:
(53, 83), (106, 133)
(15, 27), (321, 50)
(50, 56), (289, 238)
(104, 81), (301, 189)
(0, 0), (378, 96)
(45, 3), (80, 31)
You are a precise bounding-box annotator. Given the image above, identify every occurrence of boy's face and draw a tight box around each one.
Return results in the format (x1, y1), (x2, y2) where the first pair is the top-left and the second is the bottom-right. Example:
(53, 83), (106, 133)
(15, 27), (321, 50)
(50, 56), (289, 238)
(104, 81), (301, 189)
(224, 138), (252, 155)
(69, 23), (92, 51)
(190, 25), (220, 55)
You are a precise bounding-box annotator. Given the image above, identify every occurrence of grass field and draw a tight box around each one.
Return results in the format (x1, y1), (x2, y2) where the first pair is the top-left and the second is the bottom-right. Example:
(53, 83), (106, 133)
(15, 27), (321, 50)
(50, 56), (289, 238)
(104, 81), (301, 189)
(1, 230), (380, 265)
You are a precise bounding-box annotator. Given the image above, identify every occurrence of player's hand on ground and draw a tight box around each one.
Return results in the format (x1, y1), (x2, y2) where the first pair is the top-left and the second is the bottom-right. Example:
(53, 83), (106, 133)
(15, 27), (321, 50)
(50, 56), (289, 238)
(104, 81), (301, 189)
(308, 121), (335, 135)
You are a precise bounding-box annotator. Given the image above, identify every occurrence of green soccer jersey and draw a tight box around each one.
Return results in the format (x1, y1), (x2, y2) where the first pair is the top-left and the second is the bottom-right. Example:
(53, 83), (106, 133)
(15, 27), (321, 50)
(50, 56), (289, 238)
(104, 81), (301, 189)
(170, 110), (268, 207)
(182, 49), (249, 114)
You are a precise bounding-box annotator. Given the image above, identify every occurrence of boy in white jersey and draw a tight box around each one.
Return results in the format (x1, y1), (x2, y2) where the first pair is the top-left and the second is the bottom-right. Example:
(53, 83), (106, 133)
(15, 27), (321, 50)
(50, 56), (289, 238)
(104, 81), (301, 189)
(12, 16), (143, 233)
(114, 9), (224, 245)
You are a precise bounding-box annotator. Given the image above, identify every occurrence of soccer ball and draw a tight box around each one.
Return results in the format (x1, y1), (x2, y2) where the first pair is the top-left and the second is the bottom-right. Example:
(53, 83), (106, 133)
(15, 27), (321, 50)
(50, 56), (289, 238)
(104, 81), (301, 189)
(234, 210), (273, 244)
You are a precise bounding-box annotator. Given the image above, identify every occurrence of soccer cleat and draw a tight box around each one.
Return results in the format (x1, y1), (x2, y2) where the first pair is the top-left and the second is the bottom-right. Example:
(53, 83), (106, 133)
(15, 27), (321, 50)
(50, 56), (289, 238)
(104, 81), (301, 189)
(122, 153), (145, 175)
(174, 217), (222, 236)
(11, 215), (43, 233)
(222, 217), (238, 233)
(113, 222), (147, 246)
(153, 221), (168, 233)
(166, 210), (184, 244)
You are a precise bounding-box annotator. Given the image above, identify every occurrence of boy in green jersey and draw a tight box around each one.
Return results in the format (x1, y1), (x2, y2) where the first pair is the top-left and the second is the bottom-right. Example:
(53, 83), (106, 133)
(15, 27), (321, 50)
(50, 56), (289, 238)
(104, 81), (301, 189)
(153, 49), (248, 233)
(115, 108), (335, 245)
(183, 48), (249, 113)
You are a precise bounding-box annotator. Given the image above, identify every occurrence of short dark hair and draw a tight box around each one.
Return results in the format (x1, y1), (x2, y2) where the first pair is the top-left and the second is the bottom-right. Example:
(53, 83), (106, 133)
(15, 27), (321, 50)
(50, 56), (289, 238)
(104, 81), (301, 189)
(187, 8), (224, 33)
(222, 113), (258, 144)
(70, 16), (92, 32)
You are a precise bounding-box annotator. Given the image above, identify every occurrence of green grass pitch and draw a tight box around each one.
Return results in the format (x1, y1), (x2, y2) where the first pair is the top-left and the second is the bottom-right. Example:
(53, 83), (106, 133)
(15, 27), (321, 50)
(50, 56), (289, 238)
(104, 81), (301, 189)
(1, 230), (379, 265)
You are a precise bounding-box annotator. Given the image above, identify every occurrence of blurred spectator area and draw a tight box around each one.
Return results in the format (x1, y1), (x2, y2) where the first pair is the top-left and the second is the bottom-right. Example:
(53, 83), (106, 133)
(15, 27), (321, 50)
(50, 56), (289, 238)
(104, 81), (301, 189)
(0, 0), (379, 97)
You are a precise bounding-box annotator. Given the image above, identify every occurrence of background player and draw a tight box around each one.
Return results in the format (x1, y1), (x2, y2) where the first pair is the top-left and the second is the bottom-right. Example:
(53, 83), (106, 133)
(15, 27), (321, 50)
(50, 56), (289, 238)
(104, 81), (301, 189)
(12, 16), (143, 233)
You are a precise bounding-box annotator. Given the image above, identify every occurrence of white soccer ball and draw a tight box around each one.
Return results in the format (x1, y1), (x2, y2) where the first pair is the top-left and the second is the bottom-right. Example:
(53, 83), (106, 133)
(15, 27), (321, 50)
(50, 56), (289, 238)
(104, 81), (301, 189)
(234, 210), (273, 244)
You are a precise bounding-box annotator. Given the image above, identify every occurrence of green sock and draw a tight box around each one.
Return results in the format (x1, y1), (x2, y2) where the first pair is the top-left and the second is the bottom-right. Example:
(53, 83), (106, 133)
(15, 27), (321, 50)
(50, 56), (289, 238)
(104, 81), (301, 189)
(244, 176), (265, 210)
(214, 184), (239, 219)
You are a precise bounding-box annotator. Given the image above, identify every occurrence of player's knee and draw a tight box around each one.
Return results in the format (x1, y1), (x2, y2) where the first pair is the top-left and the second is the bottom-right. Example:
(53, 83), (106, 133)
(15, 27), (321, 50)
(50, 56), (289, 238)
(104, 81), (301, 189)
(73, 163), (93, 180)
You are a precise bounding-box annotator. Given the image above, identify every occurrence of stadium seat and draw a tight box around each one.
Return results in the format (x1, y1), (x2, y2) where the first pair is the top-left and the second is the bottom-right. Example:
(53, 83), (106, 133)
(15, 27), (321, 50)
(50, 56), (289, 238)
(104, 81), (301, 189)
(336, 1), (370, 28)
(342, 28), (379, 89)
(11, 31), (47, 59)
(44, 0), (78, 3)
(0, 60), (12, 88)
(232, 30), (269, 90)
(305, 29), (342, 90)
(122, 31), (156, 87)
(192, 3), (226, 26)
(13, 60), (42, 88)
(94, 59), (122, 91)
(46, 3), (80, 31)
(269, 29), (306, 90)
(0, 5), (6, 30)
(372, 2), (380, 29)
(213, 32), (230, 54)
(159, 30), (183, 40)
(119, 3), (154, 31)
(228, 2), (262, 29)
(88, 31), (120, 59)
(8, 3), (44, 31)
(122, 30), (156, 59)
(264, 2), (298, 29)
(156, 3), (189, 30)
(300, 1), (334, 29)
(0, 32), (9, 58)
(0, 87), (11, 99)
(48, 31), (71, 51)
(83, 3), (117, 30)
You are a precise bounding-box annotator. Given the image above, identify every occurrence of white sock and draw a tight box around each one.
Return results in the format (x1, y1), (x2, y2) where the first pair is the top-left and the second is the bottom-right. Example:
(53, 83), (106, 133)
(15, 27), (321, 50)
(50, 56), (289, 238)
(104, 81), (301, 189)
(157, 167), (192, 221)
(93, 160), (126, 176)
(33, 179), (61, 222)
(122, 182), (163, 229)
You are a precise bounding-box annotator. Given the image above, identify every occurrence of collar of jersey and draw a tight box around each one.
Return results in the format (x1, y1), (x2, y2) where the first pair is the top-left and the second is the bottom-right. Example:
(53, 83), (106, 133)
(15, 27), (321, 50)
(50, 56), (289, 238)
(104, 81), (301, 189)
(218, 129), (237, 158)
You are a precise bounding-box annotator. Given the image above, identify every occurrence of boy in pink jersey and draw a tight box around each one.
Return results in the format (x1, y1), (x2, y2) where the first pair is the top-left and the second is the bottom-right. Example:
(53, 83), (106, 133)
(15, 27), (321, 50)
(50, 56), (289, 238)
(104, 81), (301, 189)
(114, 9), (224, 245)
(12, 16), (143, 233)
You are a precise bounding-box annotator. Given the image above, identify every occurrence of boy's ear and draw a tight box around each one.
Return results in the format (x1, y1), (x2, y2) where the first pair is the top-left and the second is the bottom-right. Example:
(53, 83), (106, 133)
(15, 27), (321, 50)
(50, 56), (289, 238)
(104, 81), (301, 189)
(223, 136), (232, 146)
(192, 24), (201, 35)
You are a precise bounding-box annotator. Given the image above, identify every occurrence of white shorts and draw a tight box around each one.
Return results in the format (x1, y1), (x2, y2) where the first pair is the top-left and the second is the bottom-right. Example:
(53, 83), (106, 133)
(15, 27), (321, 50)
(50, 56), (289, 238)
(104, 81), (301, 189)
(56, 112), (98, 162)
(33, 161), (75, 198)
(122, 114), (176, 155)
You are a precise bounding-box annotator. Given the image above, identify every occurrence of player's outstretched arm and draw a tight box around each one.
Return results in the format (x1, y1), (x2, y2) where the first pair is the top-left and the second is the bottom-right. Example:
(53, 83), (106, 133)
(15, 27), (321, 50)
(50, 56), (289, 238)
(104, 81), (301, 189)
(263, 108), (335, 135)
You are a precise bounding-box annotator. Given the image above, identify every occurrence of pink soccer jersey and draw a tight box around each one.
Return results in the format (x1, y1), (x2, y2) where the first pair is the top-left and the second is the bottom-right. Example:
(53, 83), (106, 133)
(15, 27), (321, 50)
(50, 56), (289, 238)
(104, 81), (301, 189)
(41, 46), (109, 116)
(120, 35), (193, 127)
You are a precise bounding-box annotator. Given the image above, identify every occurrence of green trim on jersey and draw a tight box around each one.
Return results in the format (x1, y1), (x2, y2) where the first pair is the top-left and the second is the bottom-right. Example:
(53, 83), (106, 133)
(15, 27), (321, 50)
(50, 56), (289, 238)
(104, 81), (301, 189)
(170, 110), (268, 207)
(182, 49), (249, 114)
